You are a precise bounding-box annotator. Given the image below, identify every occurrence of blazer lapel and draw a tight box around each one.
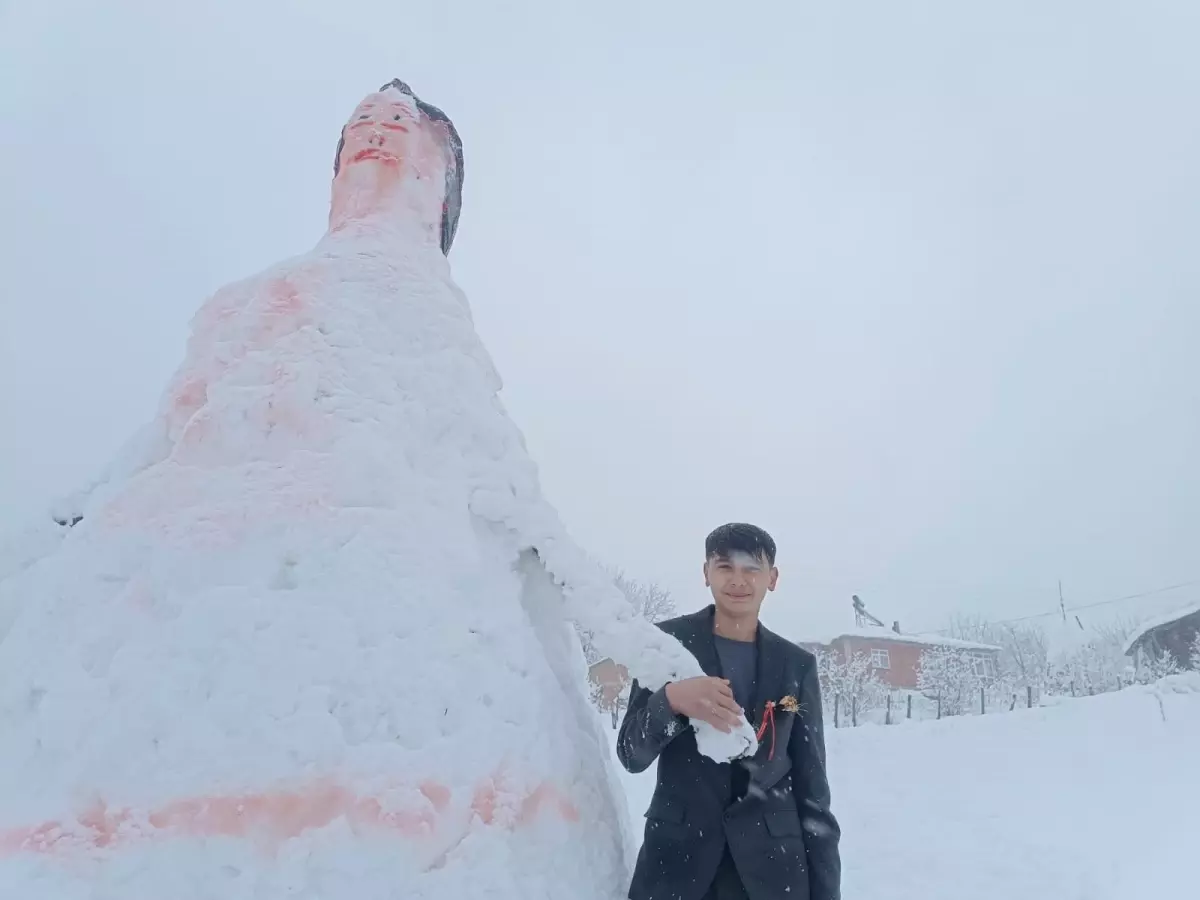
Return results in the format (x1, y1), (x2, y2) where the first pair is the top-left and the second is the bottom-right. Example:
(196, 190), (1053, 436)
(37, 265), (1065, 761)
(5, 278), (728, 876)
(744, 626), (789, 783)
(750, 626), (785, 729)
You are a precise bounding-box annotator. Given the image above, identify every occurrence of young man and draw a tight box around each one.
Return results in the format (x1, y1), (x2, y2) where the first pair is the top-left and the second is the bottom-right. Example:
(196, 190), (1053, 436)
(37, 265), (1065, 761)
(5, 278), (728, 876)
(617, 523), (841, 900)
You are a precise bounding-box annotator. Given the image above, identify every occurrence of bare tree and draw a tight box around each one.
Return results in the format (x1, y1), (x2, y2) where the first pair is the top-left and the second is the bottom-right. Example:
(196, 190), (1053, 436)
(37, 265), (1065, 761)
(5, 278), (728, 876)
(1091, 616), (1139, 658)
(611, 569), (677, 623)
(997, 622), (1050, 687)
(946, 614), (1049, 690)
(1049, 616), (1138, 694)
(575, 569), (676, 663)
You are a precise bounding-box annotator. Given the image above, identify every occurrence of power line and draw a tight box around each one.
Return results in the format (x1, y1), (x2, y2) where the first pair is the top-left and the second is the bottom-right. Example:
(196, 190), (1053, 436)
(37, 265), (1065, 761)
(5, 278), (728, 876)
(915, 578), (1200, 635)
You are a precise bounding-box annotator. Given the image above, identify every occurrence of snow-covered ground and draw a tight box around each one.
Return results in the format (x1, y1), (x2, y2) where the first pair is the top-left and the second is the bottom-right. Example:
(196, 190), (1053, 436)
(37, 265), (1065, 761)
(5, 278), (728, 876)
(616, 674), (1200, 899)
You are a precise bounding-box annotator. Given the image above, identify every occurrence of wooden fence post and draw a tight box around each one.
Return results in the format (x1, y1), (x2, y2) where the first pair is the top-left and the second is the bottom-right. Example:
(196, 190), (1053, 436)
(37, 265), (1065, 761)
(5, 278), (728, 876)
(1027, 685), (1033, 708)
(1009, 693), (1017, 711)
(937, 692), (942, 720)
(886, 694), (893, 725)
(907, 694), (913, 720)
(834, 694), (840, 728)
(852, 695), (858, 727)
(980, 687), (986, 715)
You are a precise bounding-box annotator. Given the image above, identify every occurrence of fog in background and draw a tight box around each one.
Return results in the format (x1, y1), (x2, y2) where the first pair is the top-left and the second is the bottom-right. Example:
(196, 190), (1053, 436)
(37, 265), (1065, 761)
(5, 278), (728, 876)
(2, 0), (1198, 641)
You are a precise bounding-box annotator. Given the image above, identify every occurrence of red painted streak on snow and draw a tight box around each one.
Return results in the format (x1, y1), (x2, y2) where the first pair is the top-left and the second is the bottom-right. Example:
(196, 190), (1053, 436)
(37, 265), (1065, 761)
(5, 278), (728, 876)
(169, 375), (208, 421)
(519, 782), (581, 825)
(264, 277), (303, 318)
(93, 478), (337, 550)
(163, 275), (312, 452)
(420, 781), (451, 812)
(246, 276), (307, 353)
(0, 774), (578, 858)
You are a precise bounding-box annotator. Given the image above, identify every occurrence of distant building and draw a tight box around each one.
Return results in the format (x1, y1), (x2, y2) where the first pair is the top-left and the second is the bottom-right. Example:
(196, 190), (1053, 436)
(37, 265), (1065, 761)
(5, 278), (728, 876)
(587, 657), (630, 727)
(1122, 603), (1200, 676)
(800, 626), (1001, 690)
(797, 595), (1002, 690)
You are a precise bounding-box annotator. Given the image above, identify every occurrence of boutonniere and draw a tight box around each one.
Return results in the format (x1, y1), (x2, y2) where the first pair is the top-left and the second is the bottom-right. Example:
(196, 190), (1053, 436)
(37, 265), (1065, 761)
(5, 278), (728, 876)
(755, 695), (800, 760)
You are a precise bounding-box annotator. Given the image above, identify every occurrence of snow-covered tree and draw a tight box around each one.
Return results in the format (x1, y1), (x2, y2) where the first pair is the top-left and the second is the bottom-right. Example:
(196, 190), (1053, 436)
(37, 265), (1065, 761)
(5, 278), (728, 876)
(816, 648), (885, 724)
(1191, 631), (1200, 671)
(947, 614), (1049, 690)
(917, 646), (984, 717)
(1139, 650), (1182, 684)
(1047, 618), (1135, 695)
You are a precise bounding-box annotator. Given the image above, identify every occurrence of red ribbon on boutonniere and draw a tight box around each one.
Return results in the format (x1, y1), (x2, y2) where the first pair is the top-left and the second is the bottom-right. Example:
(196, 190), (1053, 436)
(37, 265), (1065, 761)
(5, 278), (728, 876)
(755, 695), (800, 761)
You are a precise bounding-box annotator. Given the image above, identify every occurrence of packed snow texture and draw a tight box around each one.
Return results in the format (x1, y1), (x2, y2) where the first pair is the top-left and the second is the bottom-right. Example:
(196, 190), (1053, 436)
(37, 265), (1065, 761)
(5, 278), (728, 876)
(0, 82), (749, 898)
(620, 672), (1200, 899)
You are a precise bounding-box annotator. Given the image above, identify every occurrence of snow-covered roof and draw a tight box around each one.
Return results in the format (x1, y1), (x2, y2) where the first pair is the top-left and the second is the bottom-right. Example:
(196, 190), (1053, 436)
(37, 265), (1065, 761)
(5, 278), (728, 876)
(1121, 601), (1200, 656)
(798, 626), (1001, 653)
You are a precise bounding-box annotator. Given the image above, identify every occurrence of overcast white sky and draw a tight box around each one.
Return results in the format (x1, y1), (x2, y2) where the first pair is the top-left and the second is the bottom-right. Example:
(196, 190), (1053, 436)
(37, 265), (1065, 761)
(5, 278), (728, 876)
(2, 1), (1197, 641)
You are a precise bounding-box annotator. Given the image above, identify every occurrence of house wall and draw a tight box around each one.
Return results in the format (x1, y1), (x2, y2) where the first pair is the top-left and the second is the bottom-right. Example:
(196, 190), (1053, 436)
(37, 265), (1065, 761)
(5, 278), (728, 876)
(838, 637), (926, 689)
(587, 658), (629, 705)
(822, 637), (1001, 690)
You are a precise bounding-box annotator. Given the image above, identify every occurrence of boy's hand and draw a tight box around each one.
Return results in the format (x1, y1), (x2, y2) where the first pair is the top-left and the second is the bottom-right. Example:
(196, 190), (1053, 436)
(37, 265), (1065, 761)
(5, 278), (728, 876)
(664, 677), (744, 733)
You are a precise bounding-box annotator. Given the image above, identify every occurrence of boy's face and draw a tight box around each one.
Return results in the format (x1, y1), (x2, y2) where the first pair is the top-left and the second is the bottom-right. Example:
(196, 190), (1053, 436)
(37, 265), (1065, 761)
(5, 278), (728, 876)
(704, 550), (779, 620)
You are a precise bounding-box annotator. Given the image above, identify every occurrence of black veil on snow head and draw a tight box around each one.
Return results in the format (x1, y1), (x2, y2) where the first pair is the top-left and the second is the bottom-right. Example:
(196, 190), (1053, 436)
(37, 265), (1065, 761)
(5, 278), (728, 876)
(332, 78), (465, 256)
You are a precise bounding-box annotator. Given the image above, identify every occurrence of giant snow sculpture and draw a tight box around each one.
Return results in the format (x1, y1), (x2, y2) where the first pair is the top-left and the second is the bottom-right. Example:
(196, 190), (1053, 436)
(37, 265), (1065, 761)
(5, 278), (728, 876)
(0, 79), (755, 898)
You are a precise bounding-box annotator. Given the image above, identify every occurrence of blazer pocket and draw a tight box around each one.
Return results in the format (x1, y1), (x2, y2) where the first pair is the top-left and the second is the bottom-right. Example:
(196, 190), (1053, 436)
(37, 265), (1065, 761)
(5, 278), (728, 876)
(645, 794), (686, 824)
(763, 810), (804, 837)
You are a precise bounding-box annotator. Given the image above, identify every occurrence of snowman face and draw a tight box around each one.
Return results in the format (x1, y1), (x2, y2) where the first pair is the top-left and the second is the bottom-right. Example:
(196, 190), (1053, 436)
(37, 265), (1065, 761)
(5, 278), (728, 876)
(329, 81), (464, 254)
(335, 91), (422, 172)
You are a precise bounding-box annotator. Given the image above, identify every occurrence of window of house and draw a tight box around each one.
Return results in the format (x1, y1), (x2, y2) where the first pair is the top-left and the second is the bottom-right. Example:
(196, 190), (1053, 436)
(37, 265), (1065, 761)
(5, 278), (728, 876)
(869, 648), (891, 670)
(969, 654), (996, 679)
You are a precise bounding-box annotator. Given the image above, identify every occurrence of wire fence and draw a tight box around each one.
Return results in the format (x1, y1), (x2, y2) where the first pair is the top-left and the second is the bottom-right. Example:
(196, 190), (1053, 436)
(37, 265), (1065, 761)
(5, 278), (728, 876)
(827, 674), (1146, 728)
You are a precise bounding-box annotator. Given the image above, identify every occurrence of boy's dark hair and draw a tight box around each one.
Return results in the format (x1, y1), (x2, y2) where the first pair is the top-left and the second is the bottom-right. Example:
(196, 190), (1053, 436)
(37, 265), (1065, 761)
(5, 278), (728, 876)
(705, 523), (777, 567)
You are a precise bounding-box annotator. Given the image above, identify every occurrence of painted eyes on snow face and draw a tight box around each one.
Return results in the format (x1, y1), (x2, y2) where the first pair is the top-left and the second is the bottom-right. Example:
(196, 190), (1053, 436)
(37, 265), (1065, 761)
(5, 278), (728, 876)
(357, 113), (406, 122)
